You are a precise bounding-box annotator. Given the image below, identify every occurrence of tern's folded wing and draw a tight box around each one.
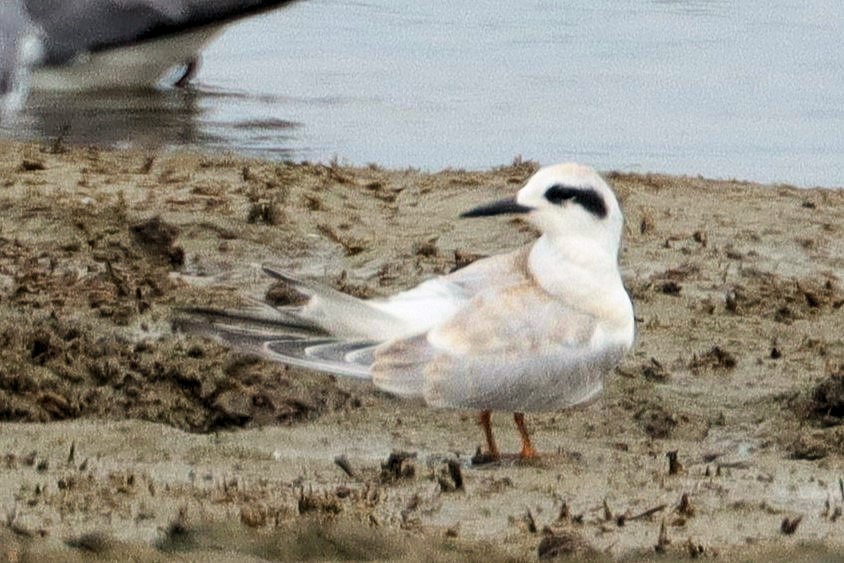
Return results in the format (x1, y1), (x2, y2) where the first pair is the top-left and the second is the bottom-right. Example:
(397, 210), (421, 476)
(371, 281), (625, 413)
(440, 245), (532, 295)
(366, 245), (534, 337)
(258, 246), (535, 342)
(174, 314), (376, 379)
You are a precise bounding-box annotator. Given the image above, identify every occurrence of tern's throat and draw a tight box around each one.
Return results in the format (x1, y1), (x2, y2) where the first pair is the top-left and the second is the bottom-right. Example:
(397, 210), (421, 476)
(528, 234), (631, 324)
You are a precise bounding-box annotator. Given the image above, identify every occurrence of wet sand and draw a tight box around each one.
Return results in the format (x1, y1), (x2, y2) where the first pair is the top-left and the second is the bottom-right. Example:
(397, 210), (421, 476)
(0, 140), (841, 560)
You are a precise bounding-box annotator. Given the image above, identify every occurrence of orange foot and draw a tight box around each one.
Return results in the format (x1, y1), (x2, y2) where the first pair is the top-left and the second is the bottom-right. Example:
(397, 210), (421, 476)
(513, 412), (538, 460)
(519, 444), (538, 460)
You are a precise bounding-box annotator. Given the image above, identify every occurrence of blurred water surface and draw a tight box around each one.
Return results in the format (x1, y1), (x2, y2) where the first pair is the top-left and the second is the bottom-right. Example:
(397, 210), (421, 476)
(3, 0), (842, 187)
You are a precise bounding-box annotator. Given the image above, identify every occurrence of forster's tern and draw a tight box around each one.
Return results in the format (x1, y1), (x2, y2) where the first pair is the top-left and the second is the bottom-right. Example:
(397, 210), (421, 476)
(179, 163), (635, 461)
(1, 0), (298, 112)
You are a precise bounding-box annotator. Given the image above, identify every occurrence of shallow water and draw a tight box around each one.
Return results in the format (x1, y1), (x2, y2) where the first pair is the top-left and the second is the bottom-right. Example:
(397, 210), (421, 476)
(3, 0), (843, 187)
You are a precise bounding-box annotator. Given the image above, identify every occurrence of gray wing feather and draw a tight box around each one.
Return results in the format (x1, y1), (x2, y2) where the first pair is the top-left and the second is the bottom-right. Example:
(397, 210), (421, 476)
(177, 303), (323, 334)
(264, 339), (375, 379)
(23, 0), (299, 65)
(421, 345), (625, 412)
(262, 265), (361, 306)
(174, 308), (375, 380)
(440, 246), (531, 295)
(371, 282), (615, 412)
(370, 334), (434, 399)
(262, 264), (419, 340)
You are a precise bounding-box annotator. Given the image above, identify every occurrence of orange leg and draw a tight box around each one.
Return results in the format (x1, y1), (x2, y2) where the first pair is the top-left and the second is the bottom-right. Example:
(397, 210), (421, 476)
(478, 410), (500, 460)
(514, 412), (538, 459)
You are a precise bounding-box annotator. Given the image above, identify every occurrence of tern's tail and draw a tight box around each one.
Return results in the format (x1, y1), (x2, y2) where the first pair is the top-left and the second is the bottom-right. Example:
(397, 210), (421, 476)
(174, 299), (376, 380)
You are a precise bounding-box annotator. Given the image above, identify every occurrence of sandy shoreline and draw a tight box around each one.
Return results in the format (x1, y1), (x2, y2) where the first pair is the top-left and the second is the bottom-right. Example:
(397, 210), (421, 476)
(0, 140), (841, 560)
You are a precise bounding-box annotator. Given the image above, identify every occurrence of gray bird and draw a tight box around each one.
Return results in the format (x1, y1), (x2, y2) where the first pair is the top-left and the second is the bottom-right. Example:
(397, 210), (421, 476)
(1, 0), (298, 114)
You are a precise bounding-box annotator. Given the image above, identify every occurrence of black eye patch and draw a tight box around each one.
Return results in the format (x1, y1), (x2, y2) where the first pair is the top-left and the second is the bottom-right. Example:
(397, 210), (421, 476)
(544, 184), (607, 219)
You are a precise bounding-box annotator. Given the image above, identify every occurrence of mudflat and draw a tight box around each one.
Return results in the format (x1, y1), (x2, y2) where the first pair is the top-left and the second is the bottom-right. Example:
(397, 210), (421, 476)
(0, 140), (841, 560)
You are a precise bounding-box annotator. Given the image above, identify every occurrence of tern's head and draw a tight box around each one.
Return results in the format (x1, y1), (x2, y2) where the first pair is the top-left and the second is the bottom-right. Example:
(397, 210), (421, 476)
(461, 163), (624, 256)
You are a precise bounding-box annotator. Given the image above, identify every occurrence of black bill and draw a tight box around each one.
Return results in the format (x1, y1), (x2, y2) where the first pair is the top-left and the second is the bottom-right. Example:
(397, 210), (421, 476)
(460, 197), (534, 218)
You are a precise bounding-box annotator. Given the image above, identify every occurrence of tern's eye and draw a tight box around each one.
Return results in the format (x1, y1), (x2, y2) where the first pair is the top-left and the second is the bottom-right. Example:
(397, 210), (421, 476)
(544, 184), (578, 204)
(544, 184), (608, 219)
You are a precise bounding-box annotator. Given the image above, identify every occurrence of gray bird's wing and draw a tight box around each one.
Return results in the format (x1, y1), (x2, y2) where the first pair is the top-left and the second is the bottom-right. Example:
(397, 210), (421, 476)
(370, 280), (625, 413)
(173, 302), (377, 380)
(23, 0), (299, 66)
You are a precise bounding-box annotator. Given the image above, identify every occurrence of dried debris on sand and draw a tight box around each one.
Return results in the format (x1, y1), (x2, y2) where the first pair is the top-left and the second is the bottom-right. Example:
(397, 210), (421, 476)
(0, 141), (841, 560)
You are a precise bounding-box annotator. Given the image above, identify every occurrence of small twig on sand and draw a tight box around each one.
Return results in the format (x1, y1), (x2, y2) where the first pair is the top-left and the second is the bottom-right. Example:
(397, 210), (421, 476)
(630, 504), (668, 521)
(333, 455), (356, 478)
(654, 519), (670, 553)
(618, 503), (667, 526)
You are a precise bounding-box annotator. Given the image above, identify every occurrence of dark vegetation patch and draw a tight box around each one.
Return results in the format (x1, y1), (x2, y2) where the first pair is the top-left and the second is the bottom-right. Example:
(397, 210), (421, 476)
(379, 451), (417, 483)
(689, 346), (737, 374)
(634, 404), (677, 439)
(0, 315), (355, 432)
(786, 366), (844, 459)
(617, 358), (671, 382)
(800, 366), (844, 426)
(129, 216), (185, 267)
(725, 274), (842, 321)
(0, 201), (353, 432)
(788, 433), (829, 461)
